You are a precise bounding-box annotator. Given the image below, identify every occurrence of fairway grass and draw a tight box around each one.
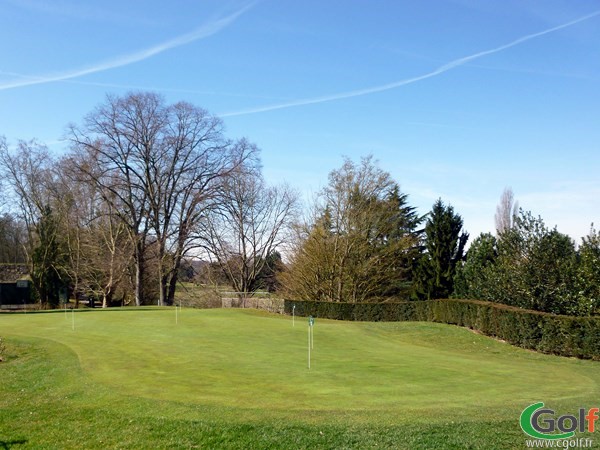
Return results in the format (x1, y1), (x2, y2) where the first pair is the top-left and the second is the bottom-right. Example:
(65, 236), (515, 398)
(1, 308), (598, 448)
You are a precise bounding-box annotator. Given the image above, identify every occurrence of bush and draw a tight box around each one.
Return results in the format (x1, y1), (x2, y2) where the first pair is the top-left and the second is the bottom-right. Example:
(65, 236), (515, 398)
(283, 299), (600, 360)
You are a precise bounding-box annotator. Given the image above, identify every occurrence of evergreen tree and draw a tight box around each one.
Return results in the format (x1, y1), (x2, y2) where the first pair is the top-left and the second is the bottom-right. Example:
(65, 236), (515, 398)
(414, 199), (468, 299)
(377, 186), (424, 297)
(452, 232), (497, 300)
(456, 210), (583, 315)
(493, 211), (577, 314)
(577, 225), (600, 315)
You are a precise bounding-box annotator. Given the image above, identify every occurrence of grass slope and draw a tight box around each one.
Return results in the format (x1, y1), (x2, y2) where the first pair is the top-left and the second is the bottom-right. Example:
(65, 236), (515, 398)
(0, 308), (598, 448)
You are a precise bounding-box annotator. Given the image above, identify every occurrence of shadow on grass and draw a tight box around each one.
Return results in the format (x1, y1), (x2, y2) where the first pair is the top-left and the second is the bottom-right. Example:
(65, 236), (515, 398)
(0, 439), (28, 449)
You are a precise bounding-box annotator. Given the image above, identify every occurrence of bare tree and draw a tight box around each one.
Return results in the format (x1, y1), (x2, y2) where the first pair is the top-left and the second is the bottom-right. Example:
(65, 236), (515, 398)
(69, 93), (159, 305)
(495, 187), (519, 235)
(69, 92), (254, 306)
(0, 137), (27, 263)
(0, 140), (55, 236)
(0, 140), (66, 307)
(147, 104), (255, 306)
(201, 166), (299, 303)
(54, 156), (132, 307)
(0, 137), (5, 212)
(84, 199), (132, 308)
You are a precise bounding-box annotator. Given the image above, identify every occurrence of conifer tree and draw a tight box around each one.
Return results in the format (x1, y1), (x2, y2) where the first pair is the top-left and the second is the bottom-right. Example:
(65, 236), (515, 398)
(414, 199), (468, 299)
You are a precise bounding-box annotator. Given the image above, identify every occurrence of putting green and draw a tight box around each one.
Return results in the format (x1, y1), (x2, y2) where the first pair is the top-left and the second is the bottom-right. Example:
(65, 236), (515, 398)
(0, 308), (596, 425)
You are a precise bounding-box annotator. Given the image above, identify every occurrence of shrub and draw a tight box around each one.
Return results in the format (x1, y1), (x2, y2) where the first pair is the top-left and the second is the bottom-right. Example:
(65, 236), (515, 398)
(283, 299), (600, 360)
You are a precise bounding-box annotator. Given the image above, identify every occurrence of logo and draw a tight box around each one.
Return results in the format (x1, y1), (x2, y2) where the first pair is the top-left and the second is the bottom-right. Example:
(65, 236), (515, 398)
(520, 402), (599, 440)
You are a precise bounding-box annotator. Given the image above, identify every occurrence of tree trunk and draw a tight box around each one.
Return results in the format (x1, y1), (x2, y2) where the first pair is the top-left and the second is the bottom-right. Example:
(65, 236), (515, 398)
(134, 240), (144, 306)
(167, 270), (178, 306)
(102, 277), (113, 308)
(135, 263), (143, 306)
(157, 265), (165, 307)
(159, 272), (168, 307)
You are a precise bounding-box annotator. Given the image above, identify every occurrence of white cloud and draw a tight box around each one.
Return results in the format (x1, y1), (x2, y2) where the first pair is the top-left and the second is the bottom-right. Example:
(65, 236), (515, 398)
(220, 9), (600, 117)
(0, 3), (255, 91)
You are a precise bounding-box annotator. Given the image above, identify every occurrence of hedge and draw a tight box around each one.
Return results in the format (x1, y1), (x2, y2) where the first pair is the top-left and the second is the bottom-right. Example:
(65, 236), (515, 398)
(284, 298), (600, 360)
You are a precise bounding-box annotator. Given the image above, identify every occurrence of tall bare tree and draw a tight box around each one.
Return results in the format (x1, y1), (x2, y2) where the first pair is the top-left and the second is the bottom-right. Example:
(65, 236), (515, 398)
(495, 187), (519, 235)
(147, 105), (255, 306)
(69, 92), (254, 306)
(84, 198), (132, 308)
(69, 93), (158, 305)
(54, 155), (132, 307)
(201, 166), (299, 302)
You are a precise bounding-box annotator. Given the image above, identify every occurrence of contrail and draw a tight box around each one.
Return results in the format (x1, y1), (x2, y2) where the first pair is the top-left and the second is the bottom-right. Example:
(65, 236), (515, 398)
(220, 9), (600, 117)
(0, 3), (254, 91)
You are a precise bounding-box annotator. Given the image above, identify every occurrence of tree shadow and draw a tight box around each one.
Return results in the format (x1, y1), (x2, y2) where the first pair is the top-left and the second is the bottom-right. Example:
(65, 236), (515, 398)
(0, 439), (28, 449)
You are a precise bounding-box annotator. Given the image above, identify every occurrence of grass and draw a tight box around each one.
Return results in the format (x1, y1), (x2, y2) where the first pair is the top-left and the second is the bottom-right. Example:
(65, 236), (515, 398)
(0, 307), (598, 448)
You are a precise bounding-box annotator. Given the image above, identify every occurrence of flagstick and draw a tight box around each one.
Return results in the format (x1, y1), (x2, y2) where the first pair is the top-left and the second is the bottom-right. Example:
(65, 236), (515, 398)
(71, 308), (75, 331)
(308, 323), (311, 370)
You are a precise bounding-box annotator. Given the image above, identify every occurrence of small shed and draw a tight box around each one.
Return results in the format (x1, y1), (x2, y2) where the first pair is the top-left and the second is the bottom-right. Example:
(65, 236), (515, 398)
(0, 264), (33, 309)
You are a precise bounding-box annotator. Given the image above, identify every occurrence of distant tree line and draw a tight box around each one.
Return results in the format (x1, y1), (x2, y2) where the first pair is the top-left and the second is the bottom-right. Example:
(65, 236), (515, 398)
(454, 193), (600, 316)
(1, 92), (598, 316)
(281, 165), (599, 317)
(281, 156), (468, 303)
(0, 92), (297, 308)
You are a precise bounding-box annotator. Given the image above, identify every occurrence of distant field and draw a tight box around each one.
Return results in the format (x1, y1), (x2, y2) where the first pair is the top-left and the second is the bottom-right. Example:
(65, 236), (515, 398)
(0, 308), (598, 448)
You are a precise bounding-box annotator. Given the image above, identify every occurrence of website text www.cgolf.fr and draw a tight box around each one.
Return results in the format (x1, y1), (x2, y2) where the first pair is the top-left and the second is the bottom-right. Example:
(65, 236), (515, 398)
(525, 438), (594, 448)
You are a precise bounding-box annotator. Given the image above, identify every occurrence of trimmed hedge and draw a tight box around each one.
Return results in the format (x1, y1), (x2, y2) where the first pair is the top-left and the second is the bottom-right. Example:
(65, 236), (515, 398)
(284, 299), (600, 360)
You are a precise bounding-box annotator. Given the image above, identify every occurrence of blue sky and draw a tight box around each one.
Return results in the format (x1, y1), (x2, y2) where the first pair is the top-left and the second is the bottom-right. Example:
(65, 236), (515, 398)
(1, 0), (599, 242)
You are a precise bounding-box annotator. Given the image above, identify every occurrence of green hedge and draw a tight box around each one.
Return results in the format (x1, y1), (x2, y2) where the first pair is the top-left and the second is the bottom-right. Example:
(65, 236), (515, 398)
(284, 299), (600, 360)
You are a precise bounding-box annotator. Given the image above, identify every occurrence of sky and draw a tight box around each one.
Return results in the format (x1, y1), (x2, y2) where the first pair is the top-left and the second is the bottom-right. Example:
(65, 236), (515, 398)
(1, 0), (599, 242)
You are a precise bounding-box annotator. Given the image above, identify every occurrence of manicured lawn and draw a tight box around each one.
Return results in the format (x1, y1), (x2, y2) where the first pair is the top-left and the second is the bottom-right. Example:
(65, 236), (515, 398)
(0, 308), (598, 448)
